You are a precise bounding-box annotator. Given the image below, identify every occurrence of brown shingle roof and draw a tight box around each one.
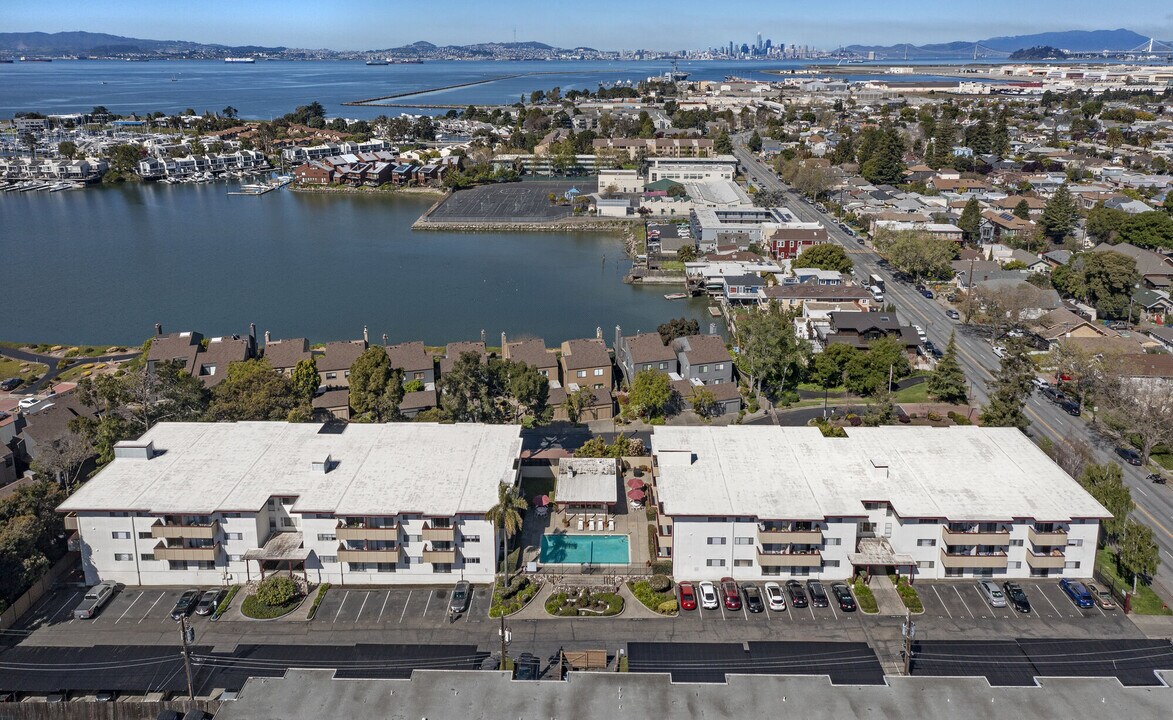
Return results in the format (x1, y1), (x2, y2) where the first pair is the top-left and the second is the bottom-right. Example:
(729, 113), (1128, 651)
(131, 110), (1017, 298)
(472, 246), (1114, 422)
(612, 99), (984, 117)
(441, 341), (487, 375)
(624, 333), (677, 365)
(672, 334), (731, 366)
(318, 340), (367, 372)
(195, 337), (251, 387)
(384, 341), (433, 374)
(560, 338), (610, 371)
(504, 339), (557, 371)
(761, 285), (871, 301)
(147, 332), (202, 371)
(1118, 354), (1173, 379)
(400, 389), (438, 411)
(262, 338), (311, 371)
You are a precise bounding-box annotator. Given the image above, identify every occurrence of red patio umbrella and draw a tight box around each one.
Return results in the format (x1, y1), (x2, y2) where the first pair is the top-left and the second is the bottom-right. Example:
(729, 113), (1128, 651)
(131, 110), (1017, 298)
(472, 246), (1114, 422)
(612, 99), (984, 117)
(626, 488), (646, 501)
(626, 477), (646, 489)
(533, 495), (550, 507)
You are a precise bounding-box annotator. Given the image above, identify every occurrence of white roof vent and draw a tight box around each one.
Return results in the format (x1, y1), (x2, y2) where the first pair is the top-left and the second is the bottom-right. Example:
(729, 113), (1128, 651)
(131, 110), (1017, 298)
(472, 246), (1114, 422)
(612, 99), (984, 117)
(114, 441), (155, 460)
(657, 449), (695, 467)
(310, 455), (333, 474)
(870, 457), (889, 480)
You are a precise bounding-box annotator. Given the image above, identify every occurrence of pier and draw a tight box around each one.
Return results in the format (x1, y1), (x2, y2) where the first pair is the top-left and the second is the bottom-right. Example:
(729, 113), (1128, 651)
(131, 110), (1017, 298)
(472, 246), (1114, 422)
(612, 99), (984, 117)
(342, 69), (598, 106)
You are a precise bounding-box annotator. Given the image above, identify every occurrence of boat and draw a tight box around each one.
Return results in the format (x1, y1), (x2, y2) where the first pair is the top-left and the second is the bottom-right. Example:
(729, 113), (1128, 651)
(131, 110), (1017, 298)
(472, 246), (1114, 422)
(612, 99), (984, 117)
(20, 57), (52, 62)
(0, 59), (14, 64)
(223, 57), (255, 64)
(665, 60), (689, 81)
(664, 293), (689, 300)
(365, 59), (389, 66)
(708, 306), (722, 317)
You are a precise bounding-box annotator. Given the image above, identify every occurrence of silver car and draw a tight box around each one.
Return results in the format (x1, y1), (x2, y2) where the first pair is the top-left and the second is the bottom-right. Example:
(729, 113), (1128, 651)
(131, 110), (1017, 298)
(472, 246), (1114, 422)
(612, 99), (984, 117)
(978, 580), (1007, 608)
(448, 580), (471, 615)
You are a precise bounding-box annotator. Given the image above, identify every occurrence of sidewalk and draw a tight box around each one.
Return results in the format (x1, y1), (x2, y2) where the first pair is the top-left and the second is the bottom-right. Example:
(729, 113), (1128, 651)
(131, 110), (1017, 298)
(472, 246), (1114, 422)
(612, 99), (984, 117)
(869, 574), (908, 617)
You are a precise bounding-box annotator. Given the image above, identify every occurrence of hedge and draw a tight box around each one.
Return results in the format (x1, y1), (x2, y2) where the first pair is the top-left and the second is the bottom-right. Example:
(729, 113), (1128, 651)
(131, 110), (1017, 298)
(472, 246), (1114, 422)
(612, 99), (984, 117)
(545, 590), (623, 617)
(628, 580), (676, 615)
(490, 577), (538, 618)
(241, 593), (301, 619)
(212, 585), (240, 620)
(306, 583), (331, 620)
(890, 574), (923, 613)
(853, 580), (879, 614)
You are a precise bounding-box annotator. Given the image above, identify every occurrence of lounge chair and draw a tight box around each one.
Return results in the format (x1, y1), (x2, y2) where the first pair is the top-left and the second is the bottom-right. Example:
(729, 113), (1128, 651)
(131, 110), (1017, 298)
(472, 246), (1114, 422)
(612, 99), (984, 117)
(607, 519), (615, 531)
(577, 518), (584, 531)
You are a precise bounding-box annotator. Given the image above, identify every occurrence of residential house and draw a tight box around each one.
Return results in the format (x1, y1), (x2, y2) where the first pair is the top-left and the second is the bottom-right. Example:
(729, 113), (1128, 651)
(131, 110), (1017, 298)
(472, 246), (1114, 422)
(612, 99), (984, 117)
(758, 284), (873, 312)
(440, 342), (487, 376)
(502, 336), (559, 379)
(312, 389), (351, 421)
(1144, 326), (1173, 352)
(318, 340), (368, 390)
(671, 335), (734, 386)
(559, 338), (612, 391)
(979, 210), (1035, 245)
(146, 330), (203, 377)
(194, 336), (251, 387)
(821, 312), (920, 353)
(615, 330), (678, 387)
(722, 274), (767, 306)
(385, 341), (436, 388)
(293, 161), (334, 185)
(1028, 308), (1110, 349)
(768, 227), (828, 260)
(1130, 288), (1172, 324)
(1092, 243), (1173, 290)
(262, 337), (313, 376)
(399, 390), (439, 419)
(669, 376), (742, 416)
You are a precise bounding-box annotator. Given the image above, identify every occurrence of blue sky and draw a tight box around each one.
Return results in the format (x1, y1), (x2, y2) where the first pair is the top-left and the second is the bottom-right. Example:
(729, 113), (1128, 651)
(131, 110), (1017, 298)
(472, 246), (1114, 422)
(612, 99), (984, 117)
(3, 0), (1172, 50)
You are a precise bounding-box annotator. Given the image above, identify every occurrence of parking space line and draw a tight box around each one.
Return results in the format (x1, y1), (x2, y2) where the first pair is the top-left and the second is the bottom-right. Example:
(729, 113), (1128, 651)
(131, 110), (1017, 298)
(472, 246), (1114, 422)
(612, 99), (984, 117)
(719, 603), (726, 620)
(47, 591), (79, 623)
(952, 585), (974, 618)
(465, 589), (476, 622)
(398, 590), (412, 623)
(139, 592), (166, 623)
(808, 605), (816, 620)
(784, 602), (793, 621)
(969, 586), (992, 617)
(931, 586), (953, 618)
(356, 591), (370, 620)
(422, 590), (433, 617)
(115, 592), (144, 623)
(742, 602), (748, 620)
(332, 591), (350, 624)
(829, 602), (838, 621)
(375, 591), (390, 622)
(1038, 585), (1062, 616)
(697, 604), (703, 620)
(1094, 602), (1107, 617)
(762, 604), (770, 620)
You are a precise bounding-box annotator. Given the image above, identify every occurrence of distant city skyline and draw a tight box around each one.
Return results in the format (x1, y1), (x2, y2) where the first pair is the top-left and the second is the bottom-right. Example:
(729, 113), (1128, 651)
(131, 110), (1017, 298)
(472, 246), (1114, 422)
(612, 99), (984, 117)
(4, 0), (1173, 51)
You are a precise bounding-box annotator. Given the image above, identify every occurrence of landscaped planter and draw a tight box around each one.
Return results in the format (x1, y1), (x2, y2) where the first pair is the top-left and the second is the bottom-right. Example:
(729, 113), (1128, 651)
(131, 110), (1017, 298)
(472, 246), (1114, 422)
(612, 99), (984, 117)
(240, 593), (306, 620)
(545, 589), (624, 617)
(489, 576), (542, 618)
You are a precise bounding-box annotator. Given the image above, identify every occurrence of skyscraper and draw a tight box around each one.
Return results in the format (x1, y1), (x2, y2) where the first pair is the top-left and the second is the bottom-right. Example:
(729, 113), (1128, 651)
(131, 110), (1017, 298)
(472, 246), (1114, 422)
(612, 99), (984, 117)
(756, 32), (762, 52)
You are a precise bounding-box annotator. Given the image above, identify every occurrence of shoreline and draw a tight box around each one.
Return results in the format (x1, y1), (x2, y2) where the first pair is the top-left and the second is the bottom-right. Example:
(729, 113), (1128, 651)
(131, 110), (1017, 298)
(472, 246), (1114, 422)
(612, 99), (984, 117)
(411, 217), (637, 233)
(289, 184), (446, 197)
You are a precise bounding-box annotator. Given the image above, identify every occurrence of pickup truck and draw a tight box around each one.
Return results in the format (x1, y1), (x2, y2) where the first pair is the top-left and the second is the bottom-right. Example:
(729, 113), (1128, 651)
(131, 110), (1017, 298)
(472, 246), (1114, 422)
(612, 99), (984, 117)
(73, 581), (117, 619)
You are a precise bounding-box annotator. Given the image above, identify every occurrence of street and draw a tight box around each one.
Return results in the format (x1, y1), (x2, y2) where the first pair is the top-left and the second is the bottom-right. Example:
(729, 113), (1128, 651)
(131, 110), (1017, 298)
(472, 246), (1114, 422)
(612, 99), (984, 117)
(734, 140), (1173, 601)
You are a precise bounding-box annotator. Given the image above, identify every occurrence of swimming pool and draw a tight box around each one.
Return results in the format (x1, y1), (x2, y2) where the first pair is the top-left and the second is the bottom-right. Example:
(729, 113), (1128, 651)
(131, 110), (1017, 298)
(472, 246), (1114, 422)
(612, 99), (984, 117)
(540, 534), (630, 565)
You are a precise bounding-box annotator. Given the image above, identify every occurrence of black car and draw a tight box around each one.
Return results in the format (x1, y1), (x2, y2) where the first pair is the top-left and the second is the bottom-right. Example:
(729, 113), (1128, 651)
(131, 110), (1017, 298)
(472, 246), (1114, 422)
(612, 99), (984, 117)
(742, 583), (765, 613)
(785, 580), (809, 608)
(830, 582), (856, 612)
(806, 580), (829, 608)
(920, 289), (935, 299)
(1149, 473), (1167, 485)
(1059, 399), (1081, 416)
(194, 588), (226, 616)
(170, 589), (201, 620)
(513, 652), (541, 680)
(1002, 581), (1031, 613)
(1116, 447), (1143, 466)
(1040, 385), (1062, 402)
(0, 378), (21, 391)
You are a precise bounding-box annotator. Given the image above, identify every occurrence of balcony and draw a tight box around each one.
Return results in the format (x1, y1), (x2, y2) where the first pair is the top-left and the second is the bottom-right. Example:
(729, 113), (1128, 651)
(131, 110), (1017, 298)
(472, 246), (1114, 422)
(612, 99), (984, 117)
(938, 549), (1009, 569)
(151, 520), (219, 540)
(656, 532), (673, 549)
(941, 528), (1010, 546)
(153, 542), (219, 562)
(337, 544), (401, 564)
(757, 548), (822, 568)
(63, 514), (78, 531)
(422, 546), (458, 564)
(758, 527), (823, 544)
(1027, 527), (1069, 545)
(336, 522), (399, 542)
(422, 524), (455, 543)
(1026, 550), (1067, 569)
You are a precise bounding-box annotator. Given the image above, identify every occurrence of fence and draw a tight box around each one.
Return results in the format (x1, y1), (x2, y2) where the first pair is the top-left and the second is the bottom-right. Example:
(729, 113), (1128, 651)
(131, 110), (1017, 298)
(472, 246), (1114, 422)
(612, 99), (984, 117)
(0, 700), (219, 720)
(0, 552), (79, 631)
(563, 649), (608, 670)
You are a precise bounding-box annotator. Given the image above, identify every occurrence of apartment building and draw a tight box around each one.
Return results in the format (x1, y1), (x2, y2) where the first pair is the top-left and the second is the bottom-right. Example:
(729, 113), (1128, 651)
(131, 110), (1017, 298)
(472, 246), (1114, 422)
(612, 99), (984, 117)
(58, 422), (523, 587)
(650, 426), (1107, 582)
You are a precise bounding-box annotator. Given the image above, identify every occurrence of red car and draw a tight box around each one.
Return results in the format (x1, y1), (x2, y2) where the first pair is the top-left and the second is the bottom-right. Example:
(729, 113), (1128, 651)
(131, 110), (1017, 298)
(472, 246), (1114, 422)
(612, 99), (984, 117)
(678, 581), (697, 611)
(720, 577), (742, 611)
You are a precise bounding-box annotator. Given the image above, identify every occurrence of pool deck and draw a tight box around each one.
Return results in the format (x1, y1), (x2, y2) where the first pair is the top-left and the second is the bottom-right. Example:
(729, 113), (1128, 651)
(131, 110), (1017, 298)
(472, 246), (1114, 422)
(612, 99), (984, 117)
(540, 534), (633, 565)
(519, 484), (654, 575)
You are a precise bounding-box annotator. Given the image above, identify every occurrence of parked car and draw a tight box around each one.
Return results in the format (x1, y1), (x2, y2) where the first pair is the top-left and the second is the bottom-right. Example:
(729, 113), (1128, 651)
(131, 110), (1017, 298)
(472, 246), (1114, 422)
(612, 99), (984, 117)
(1001, 581), (1031, 613)
(806, 580), (829, 608)
(170, 589), (202, 620)
(1086, 582), (1116, 610)
(946, 309), (960, 320)
(1059, 399), (1082, 416)
(914, 325), (927, 342)
(513, 652), (541, 680)
(785, 580), (809, 609)
(720, 577), (742, 611)
(992, 345), (1007, 359)
(978, 580), (1007, 608)
(1148, 473), (1167, 485)
(94, 690), (117, 702)
(448, 580), (471, 615)
(17, 396), (41, 410)
(678, 581), (698, 611)
(1059, 578), (1095, 609)
(742, 583), (764, 613)
(1031, 377), (1050, 390)
(831, 582), (856, 612)
(1116, 447), (1143, 466)
(1040, 385), (1063, 403)
(698, 581), (719, 610)
(763, 582), (786, 611)
(0, 378), (21, 391)
(73, 581), (117, 619)
(920, 289), (935, 299)
(194, 588), (226, 616)
(923, 339), (936, 354)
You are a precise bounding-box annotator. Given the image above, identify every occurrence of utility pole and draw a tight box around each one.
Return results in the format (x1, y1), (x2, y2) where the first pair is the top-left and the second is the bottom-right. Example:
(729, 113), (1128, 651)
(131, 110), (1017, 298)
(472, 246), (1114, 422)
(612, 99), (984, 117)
(964, 256), (976, 325)
(179, 615), (195, 700)
(901, 611), (916, 675)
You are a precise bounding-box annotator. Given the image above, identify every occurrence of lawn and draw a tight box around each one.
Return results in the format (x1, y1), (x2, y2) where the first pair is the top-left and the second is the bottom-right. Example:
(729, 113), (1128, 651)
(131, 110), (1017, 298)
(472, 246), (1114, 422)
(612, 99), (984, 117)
(1152, 454), (1173, 472)
(892, 382), (929, 403)
(1095, 547), (1172, 616)
(0, 357), (48, 383)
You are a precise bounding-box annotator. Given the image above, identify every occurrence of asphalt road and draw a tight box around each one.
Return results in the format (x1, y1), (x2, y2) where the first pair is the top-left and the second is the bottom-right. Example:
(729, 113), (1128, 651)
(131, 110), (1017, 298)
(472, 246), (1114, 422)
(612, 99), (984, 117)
(734, 140), (1173, 601)
(0, 346), (139, 393)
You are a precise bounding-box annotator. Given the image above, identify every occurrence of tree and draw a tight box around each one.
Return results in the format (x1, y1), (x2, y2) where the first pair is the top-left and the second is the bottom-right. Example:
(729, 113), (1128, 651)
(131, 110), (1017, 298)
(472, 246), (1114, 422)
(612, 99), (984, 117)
(1101, 376), (1173, 463)
(439, 352), (508, 424)
(927, 332), (968, 404)
(792, 243), (853, 273)
(1012, 199), (1032, 220)
(859, 122), (906, 185)
(1086, 202), (1127, 243)
(712, 129), (733, 155)
(254, 574), (297, 606)
(979, 338), (1034, 429)
(689, 387), (719, 419)
(1039, 183), (1079, 241)
(1053, 251), (1139, 319)
(1079, 463), (1132, 541)
(221, 106), (238, 119)
(0, 481), (67, 610)
(746, 130), (762, 152)
(735, 305), (810, 399)
(810, 343), (856, 390)
(506, 360), (549, 422)
(484, 484), (527, 578)
(843, 336), (909, 396)
(971, 281), (1059, 338)
(348, 347), (405, 422)
(562, 386), (594, 424)
(206, 359), (307, 422)
(1118, 521), (1160, 593)
(628, 369), (673, 419)
(1117, 211), (1173, 250)
(657, 317), (699, 345)
(873, 228), (958, 282)
(30, 433), (92, 491)
(958, 197), (982, 243)
(291, 357), (320, 401)
(57, 140), (78, 160)
(676, 243), (697, 262)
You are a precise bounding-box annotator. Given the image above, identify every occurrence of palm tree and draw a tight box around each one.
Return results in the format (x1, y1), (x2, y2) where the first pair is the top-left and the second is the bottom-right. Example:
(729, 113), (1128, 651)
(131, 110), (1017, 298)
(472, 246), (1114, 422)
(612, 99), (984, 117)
(484, 484), (528, 581)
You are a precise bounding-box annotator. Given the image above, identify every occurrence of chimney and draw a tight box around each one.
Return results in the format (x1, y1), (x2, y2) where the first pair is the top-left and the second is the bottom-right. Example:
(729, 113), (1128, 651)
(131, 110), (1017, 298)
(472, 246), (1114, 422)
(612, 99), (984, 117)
(480, 328), (486, 344)
(363, 325), (369, 344)
(382, 333), (388, 345)
(249, 322), (256, 343)
(596, 326), (602, 340)
(264, 330), (271, 344)
(614, 325), (622, 353)
(869, 458), (889, 481)
(501, 332), (507, 351)
(155, 323), (163, 336)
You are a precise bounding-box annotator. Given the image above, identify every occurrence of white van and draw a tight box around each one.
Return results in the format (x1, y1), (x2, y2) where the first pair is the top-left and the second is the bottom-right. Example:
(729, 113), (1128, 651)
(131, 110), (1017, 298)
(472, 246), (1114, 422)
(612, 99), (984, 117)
(869, 286), (884, 303)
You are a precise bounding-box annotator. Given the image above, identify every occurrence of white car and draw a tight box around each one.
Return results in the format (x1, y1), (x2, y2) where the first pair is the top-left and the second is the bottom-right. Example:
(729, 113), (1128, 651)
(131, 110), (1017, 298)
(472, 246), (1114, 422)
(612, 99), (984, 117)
(698, 581), (719, 610)
(1031, 377), (1050, 390)
(764, 581), (787, 611)
(18, 396), (41, 410)
(992, 345), (1007, 359)
(978, 580), (1007, 608)
(914, 325), (927, 342)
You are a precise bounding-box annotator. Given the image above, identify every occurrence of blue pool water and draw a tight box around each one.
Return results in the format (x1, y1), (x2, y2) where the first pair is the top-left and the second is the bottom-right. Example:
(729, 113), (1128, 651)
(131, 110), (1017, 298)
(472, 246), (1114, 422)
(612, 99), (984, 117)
(540, 535), (630, 565)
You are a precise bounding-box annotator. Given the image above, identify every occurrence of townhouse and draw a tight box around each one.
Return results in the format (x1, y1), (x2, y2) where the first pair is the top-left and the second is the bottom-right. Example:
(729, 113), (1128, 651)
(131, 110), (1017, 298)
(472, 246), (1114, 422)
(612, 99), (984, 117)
(58, 422), (523, 587)
(650, 426), (1108, 582)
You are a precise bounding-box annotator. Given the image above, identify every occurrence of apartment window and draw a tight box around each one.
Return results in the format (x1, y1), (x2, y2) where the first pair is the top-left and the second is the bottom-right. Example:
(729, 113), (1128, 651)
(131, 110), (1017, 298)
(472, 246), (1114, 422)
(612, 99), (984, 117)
(464, 557), (481, 565)
(945, 568), (963, 578)
(344, 370), (351, 378)
(413, 372), (424, 380)
(734, 537), (753, 546)
(577, 370), (587, 378)
(706, 537), (727, 545)
(230, 554), (244, 562)
(138, 531), (153, 540)
(1067, 539), (1083, 547)
(699, 365), (709, 373)
(705, 558), (726, 567)
(325, 372), (337, 380)
(462, 535), (480, 543)
(226, 532), (244, 540)
(111, 531), (131, 539)
(408, 534), (422, 543)
(280, 497), (295, 506)
(280, 517), (294, 527)
(1064, 561), (1081, 569)
(824, 559), (841, 568)
(140, 553), (155, 561)
(658, 362), (667, 370)
(114, 553), (133, 561)
(1009, 561), (1022, 569)
(733, 559), (753, 568)
(409, 556), (422, 565)
(917, 539), (936, 547)
(593, 368), (604, 376)
(317, 533), (336, 542)
(1010, 539), (1024, 547)
(716, 363), (724, 370)
(917, 560), (936, 569)
(319, 555), (337, 564)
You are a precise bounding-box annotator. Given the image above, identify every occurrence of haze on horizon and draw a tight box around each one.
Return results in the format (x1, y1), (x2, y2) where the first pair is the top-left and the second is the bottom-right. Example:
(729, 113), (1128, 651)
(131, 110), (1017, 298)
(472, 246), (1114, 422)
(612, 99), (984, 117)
(3, 0), (1173, 52)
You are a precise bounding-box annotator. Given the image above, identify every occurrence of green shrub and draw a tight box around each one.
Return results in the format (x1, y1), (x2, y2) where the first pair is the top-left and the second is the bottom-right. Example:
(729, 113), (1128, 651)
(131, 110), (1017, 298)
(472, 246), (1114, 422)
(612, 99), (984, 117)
(890, 575), (923, 613)
(213, 585), (240, 619)
(651, 560), (673, 576)
(546, 589), (623, 616)
(657, 599), (678, 613)
(241, 593), (300, 619)
(306, 583), (331, 620)
(648, 574), (672, 593)
(255, 575), (297, 606)
(926, 411), (943, 422)
(629, 580), (676, 614)
(490, 577), (538, 617)
(853, 580), (878, 614)
(947, 411), (972, 425)
(645, 504), (657, 521)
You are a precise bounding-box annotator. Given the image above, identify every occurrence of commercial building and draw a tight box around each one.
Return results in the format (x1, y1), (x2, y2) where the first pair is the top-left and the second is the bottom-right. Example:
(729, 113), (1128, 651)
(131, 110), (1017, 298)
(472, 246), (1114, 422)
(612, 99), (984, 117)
(650, 426), (1107, 582)
(57, 422), (523, 587)
(647, 156), (738, 183)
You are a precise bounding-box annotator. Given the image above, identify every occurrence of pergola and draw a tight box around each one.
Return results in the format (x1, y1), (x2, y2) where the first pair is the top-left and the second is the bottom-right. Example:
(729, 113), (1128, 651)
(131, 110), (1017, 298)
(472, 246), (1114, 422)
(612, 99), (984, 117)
(244, 532), (310, 583)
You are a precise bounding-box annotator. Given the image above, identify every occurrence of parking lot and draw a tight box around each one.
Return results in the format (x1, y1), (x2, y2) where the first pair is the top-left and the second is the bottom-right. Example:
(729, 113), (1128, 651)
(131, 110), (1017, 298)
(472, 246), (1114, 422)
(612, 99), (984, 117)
(10, 586), (219, 633)
(310, 585), (489, 627)
(916, 580), (1115, 622)
(427, 181), (579, 222)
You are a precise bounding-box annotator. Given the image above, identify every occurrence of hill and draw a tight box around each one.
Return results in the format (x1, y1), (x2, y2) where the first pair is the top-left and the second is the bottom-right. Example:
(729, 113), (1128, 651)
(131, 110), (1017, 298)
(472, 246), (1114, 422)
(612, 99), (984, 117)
(845, 28), (1158, 58)
(1008, 45), (1069, 60)
(0, 31), (284, 56)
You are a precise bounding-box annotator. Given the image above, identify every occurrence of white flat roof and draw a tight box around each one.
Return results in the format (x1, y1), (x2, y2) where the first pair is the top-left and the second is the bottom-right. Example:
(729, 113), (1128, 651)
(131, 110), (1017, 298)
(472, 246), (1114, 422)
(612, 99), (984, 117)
(557, 458), (619, 504)
(651, 426), (1109, 523)
(58, 422), (522, 516)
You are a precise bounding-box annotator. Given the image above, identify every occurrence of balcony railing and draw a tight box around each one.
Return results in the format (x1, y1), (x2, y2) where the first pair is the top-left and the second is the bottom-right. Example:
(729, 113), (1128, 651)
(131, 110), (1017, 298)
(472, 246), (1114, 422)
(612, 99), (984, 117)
(152, 542), (220, 562)
(1027, 527), (1069, 545)
(336, 522), (399, 541)
(422, 546), (458, 564)
(758, 527), (824, 544)
(151, 519), (220, 540)
(941, 528), (1010, 546)
(422, 524), (455, 543)
(938, 549), (1009, 569)
(1025, 550), (1067, 569)
(337, 543), (401, 564)
(756, 548), (822, 568)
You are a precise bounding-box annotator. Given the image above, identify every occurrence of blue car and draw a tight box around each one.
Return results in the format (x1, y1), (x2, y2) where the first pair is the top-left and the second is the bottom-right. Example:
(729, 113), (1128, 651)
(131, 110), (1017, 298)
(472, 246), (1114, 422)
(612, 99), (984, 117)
(1059, 578), (1094, 609)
